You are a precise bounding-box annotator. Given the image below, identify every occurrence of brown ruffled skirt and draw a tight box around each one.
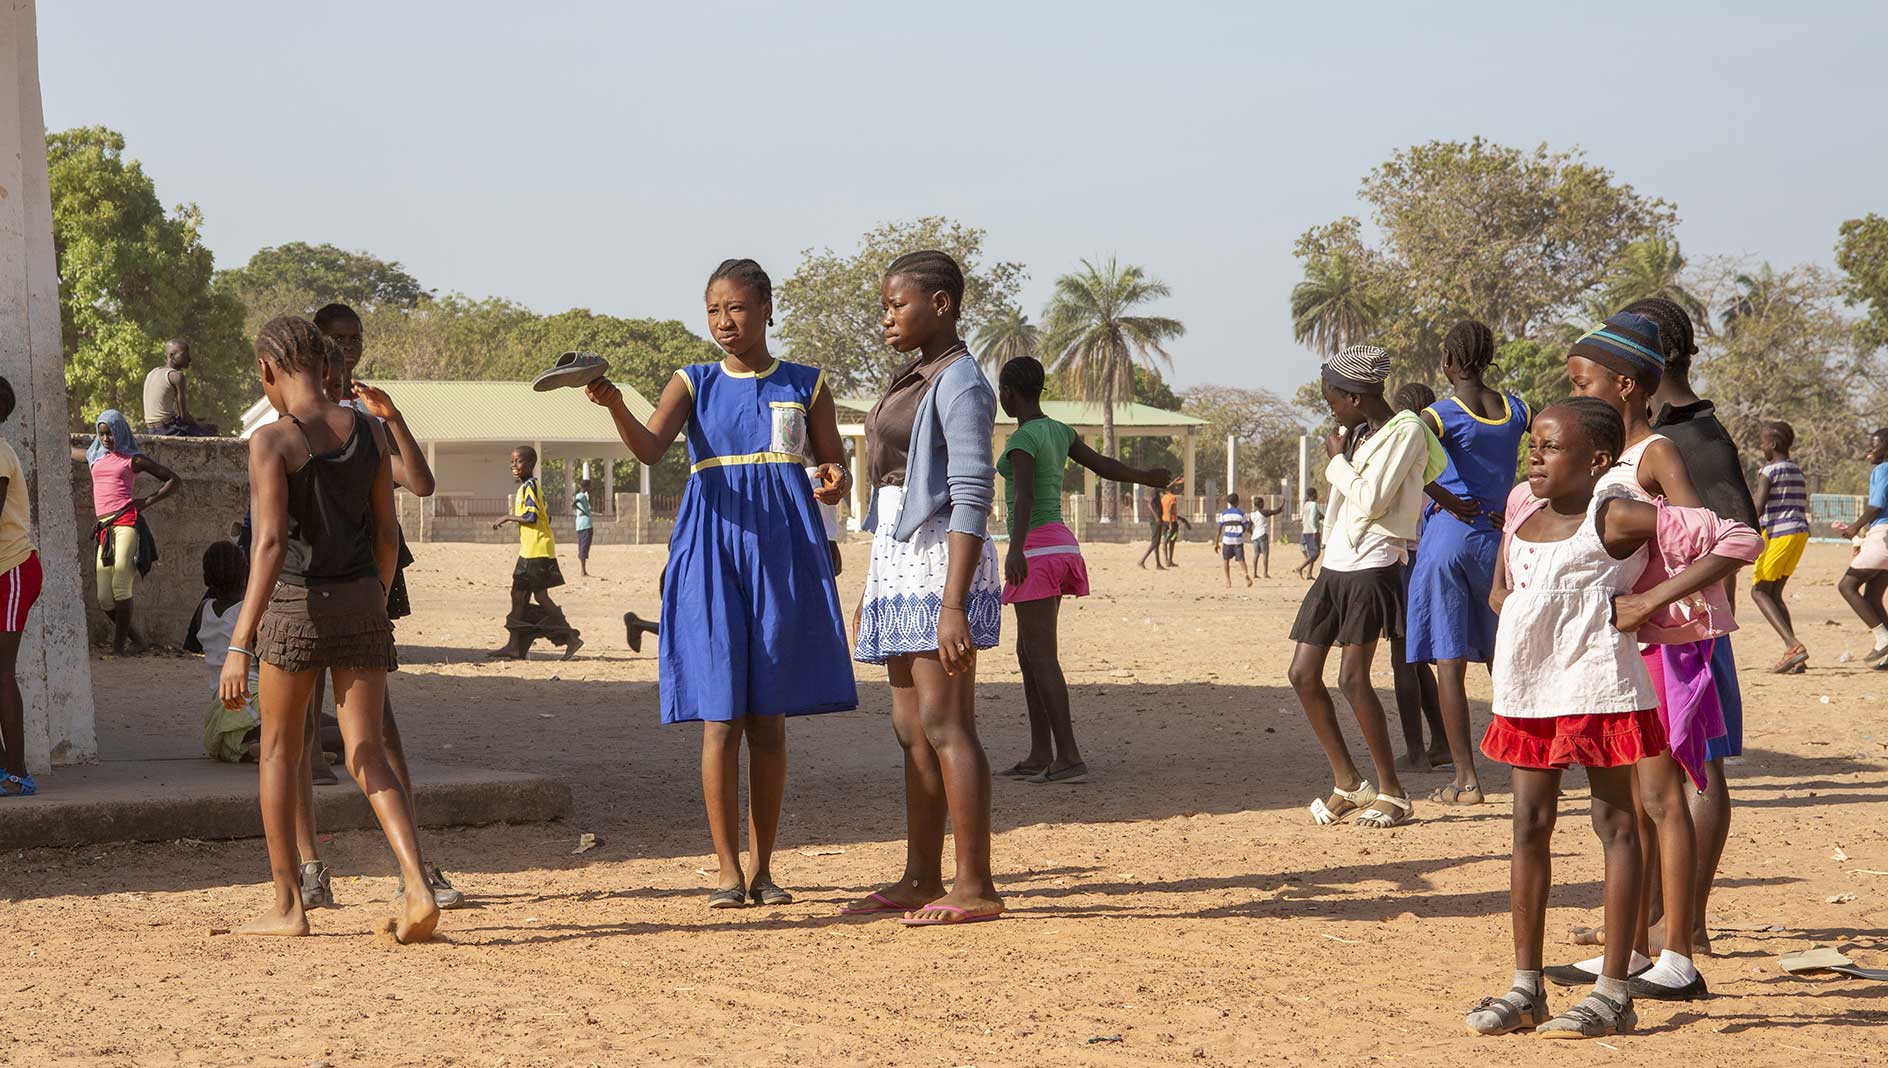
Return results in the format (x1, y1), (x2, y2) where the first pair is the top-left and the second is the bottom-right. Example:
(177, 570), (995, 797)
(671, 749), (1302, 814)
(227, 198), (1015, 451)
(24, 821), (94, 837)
(257, 575), (399, 673)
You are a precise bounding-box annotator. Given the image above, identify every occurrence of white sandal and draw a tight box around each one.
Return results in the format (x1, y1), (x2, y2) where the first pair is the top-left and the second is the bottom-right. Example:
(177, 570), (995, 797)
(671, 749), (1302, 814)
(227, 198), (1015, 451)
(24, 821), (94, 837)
(1354, 792), (1414, 829)
(1310, 780), (1375, 825)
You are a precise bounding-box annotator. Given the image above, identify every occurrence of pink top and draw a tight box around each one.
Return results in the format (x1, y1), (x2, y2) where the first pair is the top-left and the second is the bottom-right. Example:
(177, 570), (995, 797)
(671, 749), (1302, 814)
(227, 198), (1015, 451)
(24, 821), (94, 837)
(1502, 482), (1761, 644)
(90, 451), (138, 518)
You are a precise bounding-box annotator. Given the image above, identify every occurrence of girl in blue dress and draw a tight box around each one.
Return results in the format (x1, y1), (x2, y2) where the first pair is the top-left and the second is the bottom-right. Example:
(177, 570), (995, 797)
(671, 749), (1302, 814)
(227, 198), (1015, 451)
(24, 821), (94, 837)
(585, 258), (857, 909)
(1409, 320), (1529, 806)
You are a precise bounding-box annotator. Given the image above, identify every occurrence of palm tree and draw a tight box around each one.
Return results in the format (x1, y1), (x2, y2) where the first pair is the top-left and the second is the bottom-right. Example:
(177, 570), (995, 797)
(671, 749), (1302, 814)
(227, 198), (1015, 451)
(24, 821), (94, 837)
(1040, 257), (1185, 518)
(1720, 263), (1784, 336)
(1601, 237), (1709, 329)
(971, 306), (1039, 373)
(1291, 253), (1378, 357)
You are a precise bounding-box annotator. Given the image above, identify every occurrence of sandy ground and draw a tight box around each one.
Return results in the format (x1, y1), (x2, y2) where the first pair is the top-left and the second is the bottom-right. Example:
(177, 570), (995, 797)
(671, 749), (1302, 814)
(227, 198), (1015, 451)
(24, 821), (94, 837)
(4, 538), (1887, 1067)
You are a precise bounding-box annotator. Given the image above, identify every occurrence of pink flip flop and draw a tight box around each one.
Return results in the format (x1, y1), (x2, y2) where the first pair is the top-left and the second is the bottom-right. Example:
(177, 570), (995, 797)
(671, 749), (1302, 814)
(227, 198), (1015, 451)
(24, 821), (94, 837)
(899, 905), (1003, 928)
(838, 892), (914, 916)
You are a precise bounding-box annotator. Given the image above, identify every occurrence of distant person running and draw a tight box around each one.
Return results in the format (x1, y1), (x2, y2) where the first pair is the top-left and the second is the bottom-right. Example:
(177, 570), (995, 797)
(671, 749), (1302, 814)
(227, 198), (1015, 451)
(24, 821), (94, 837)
(1137, 484), (1167, 570)
(73, 411), (182, 655)
(489, 446), (582, 660)
(0, 378), (42, 798)
(1294, 488), (1322, 579)
(1409, 322), (1529, 805)
(219, 315), (437, 944)
(587, 258), (856, 908)
(1289, 345), (1445, 830)
(1217, 493), (1254, 587)
(1749, 421), (1810, 671)
(573, 479), (595, 577)
(1831, 428), (1888, 662)
(143, 339), (217, 436)
(994, 356), (1168, 784)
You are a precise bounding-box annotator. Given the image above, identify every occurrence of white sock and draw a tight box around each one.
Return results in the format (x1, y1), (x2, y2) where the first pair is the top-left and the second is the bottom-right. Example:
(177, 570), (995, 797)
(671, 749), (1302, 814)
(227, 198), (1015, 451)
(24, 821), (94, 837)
(1872, 624), (1888, 649)
(1637, 949), (1699, 988)
(1574, 950), (1652, 976)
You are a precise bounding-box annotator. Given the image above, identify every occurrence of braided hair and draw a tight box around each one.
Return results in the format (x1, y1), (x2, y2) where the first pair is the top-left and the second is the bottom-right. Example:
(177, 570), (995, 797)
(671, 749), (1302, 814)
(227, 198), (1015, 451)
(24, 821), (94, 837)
(1393, 381), (1436, 414)
(885, 250), (965, 319)
(705, 258), (772, 305)
(999, 355), (1046, 400)
(1442, 320), (1496, 378)
(201, 540), (248, 596)
(1542, 396), (1625, 463)
(254, 315), (328, 375)
(313, 302), (361, 334)
(1623, 297), (1698, 376)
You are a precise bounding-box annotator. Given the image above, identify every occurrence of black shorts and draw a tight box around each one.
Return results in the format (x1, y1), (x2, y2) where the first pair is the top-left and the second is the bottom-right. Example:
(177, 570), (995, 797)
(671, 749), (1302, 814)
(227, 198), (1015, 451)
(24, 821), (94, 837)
(1288, 564), (1404, 647)
(1221, 544), (1245, 562)
(513, 556), (566, 593)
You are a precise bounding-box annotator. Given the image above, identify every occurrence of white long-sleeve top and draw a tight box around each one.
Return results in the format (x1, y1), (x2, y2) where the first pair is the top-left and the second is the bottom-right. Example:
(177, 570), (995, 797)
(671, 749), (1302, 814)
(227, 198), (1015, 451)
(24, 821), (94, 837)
(1321, 409), (1447, 571)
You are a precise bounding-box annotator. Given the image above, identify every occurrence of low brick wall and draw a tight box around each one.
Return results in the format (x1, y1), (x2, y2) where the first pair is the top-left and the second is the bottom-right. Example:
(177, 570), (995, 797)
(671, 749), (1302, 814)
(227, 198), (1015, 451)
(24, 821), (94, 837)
(71, 435), (249, 648)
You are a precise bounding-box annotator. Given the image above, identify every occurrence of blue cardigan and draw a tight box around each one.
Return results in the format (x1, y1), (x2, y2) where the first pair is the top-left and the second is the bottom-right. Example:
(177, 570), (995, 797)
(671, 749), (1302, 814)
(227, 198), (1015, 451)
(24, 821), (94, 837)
(861, 355), (996, 542)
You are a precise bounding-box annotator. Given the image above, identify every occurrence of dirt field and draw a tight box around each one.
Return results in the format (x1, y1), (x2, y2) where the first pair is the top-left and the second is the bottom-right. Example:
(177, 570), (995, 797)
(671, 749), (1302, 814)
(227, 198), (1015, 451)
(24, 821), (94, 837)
(4, 538), (1886, 1067)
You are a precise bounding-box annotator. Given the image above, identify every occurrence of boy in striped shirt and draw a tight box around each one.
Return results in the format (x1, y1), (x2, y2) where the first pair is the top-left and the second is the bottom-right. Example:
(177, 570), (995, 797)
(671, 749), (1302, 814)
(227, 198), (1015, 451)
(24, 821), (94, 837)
(1751, 420), (1810, 672)
(1217, 493), (1253, 588)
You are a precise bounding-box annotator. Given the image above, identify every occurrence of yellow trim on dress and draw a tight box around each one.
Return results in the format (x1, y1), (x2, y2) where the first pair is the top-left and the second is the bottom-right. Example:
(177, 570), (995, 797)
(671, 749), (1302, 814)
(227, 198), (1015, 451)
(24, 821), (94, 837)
(1447, 394), (1519, 427)
(674, 368), (695, 397)
(721, 359), (779, 380)
(769, 400), (806, 411)
(691, 450), (808, 474)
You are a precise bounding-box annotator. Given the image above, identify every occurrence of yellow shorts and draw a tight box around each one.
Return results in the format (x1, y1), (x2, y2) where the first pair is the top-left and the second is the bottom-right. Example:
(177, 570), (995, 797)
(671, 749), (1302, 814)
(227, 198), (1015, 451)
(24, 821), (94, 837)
(1753, 531), (1808, 583)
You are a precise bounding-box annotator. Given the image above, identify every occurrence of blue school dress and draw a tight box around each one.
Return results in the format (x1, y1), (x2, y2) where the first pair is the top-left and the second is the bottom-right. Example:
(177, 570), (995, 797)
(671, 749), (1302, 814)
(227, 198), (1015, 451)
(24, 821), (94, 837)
(659, 360), (857, 723)
(1407, 393), (1529, 664)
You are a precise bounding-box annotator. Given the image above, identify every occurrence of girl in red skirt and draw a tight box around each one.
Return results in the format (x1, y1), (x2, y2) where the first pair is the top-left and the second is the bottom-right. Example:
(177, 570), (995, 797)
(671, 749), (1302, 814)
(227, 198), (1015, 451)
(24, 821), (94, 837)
(1464, 398), (1753, 1040)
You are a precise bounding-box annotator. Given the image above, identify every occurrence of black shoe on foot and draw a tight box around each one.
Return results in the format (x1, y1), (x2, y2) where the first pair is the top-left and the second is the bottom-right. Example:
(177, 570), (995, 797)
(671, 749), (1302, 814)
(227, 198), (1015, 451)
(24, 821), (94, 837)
(1629, 971), (1708, 1001)
(1544, 961), (1652, 987)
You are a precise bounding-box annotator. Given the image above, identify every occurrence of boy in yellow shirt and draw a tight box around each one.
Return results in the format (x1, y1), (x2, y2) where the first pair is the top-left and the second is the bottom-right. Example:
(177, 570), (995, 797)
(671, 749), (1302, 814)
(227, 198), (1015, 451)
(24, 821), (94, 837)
(489, 446), (582, 659)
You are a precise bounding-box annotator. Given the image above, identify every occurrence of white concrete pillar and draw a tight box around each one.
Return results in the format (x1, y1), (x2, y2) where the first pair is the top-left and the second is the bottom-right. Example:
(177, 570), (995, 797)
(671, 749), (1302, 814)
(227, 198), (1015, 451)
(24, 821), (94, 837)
(1182, 430), (1197, 500)
(1225, 433), (1237, 498)
(0, 0), (99, 769)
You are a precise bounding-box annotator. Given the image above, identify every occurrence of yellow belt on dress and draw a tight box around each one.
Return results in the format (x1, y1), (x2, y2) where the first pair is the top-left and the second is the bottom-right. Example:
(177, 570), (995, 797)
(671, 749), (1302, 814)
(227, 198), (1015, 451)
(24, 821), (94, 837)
(690, 451), (809, 475)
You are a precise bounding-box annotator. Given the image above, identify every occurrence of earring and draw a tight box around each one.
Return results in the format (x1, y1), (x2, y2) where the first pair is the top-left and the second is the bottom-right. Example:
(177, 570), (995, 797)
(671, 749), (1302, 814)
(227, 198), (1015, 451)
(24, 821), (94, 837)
(767, 317), (775, 327)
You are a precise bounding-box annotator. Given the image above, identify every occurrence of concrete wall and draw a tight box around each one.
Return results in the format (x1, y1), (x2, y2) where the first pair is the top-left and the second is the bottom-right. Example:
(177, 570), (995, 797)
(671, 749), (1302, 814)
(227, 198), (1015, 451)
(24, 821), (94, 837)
(3, 0), (99, 769)
(70, 435), (248, 648)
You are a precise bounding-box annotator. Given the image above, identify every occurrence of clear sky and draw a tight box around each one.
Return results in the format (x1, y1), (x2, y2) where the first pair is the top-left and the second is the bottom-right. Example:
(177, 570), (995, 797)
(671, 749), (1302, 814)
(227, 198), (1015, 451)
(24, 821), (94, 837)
(36, 0), (1888, 395)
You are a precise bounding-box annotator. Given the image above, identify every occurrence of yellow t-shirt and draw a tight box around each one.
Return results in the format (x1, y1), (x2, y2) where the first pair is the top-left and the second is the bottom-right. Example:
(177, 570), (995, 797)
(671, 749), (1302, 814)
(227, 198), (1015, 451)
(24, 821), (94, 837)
(514, 477), (555, 559)
(0, 438), (34, 573)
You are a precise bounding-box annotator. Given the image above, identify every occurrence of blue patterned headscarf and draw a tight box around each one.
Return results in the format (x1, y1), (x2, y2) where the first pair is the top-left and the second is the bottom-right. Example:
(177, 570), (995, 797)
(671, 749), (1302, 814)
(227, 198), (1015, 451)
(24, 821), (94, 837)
(86, 410), (141, 466)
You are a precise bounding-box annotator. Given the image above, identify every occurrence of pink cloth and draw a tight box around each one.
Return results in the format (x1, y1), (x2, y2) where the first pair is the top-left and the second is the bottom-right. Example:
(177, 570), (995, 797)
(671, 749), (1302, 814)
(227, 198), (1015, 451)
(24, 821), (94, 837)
(1643, 639), (1725, 790)
(89, 451), (137, 517)
(1501, 484), (1761, 642)
(1002, 522), (1089, 604)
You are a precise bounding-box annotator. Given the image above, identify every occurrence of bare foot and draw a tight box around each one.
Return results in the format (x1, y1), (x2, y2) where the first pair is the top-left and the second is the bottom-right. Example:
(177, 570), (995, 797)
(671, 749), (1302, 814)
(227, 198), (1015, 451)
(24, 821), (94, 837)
(904, 887), (1004, 924)
(235, 904), (310, 938)
(394, 893), (440, 944)
(1395, 752), (1435, 773)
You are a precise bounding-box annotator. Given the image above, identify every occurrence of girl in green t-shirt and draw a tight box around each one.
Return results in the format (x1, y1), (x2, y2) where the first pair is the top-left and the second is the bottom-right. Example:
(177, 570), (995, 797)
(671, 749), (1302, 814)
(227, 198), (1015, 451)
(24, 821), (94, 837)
(995, 357), (1171, 784)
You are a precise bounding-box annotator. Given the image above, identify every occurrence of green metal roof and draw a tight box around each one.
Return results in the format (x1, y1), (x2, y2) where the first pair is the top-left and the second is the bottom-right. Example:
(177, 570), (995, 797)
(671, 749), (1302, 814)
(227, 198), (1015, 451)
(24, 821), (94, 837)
(835, 397), (1206, 429)
(337, 380), (653, 444)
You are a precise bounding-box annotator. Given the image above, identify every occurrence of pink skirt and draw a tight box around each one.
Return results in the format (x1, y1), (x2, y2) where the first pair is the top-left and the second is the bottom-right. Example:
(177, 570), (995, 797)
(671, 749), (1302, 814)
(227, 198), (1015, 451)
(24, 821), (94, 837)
(1002, 522), (1090, 604)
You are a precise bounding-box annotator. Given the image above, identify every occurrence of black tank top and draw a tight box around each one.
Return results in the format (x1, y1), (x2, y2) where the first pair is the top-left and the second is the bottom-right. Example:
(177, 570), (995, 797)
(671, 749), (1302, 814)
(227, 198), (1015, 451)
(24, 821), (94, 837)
(280, 409), (382, 586)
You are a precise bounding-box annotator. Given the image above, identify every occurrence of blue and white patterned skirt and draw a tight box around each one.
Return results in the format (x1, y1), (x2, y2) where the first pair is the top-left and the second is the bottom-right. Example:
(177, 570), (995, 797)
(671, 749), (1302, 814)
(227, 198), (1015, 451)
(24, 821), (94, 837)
(854, 486), (1002, 665)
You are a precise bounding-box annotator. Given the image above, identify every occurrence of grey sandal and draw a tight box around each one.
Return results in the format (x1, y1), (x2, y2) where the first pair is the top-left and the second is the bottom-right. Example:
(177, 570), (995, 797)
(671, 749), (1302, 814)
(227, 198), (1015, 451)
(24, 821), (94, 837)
(707, 885), (747, 909)
(748, 878), (794, 906)
(299, 860), (336, 910)
(1465, 987), (1548, 1035)
(531, 350), (611, 392)
(1535, 994), (1636, 1039)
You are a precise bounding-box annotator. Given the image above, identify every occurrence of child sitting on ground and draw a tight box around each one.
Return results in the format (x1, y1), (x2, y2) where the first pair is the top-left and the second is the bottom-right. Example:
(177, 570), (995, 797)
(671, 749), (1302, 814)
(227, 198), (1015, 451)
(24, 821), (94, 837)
(187, 541), (260, 762)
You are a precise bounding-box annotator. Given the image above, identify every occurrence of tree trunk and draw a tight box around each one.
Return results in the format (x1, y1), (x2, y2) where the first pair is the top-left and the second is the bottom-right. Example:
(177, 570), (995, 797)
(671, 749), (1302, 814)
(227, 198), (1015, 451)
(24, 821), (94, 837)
(1101, 384), (1118, 521)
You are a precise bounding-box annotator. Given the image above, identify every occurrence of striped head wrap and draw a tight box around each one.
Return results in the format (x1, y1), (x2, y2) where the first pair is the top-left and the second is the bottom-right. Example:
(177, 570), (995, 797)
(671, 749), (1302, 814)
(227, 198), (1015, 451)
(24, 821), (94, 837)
(1322, 344), (1391, 394)
(1569, 312), (1665, 387)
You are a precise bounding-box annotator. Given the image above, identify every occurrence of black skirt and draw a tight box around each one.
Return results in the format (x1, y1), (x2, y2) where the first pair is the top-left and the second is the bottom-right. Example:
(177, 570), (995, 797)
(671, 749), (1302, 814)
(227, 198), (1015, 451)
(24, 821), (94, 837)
(1288, 564), (1404, 647)
(513, 555), (565, 593)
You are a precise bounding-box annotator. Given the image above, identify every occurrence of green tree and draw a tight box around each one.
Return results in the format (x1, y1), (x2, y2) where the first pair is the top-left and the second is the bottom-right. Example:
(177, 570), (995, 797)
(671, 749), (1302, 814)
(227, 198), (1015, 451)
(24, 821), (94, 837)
(48, 127), (251, 429)
(217, 242), (431, 336)
(971, 306), (1039, 372)
(1597, 236), (1708, 327)
(776, 217), (1026, 392)
(1040, 257), (1185, 517)
(1290, 252), (1379, 357)
(1836, 213), (1888, 352)
(1181, 385), (1307, 498)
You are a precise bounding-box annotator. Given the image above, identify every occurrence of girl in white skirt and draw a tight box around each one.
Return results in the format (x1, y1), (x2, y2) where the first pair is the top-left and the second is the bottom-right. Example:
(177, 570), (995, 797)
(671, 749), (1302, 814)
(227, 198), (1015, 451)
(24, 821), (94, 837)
(845, 250), (1004, 927)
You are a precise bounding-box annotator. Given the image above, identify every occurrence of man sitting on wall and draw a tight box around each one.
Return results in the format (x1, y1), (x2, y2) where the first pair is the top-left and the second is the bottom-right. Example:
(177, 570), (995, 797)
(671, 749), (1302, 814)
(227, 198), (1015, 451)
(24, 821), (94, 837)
(143, 339), (218, 437)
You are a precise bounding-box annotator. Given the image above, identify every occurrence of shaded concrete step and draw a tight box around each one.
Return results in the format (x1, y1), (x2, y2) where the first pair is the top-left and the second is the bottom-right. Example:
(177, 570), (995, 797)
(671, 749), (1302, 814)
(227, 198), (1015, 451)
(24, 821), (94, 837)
(0, 759), (571, 850)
